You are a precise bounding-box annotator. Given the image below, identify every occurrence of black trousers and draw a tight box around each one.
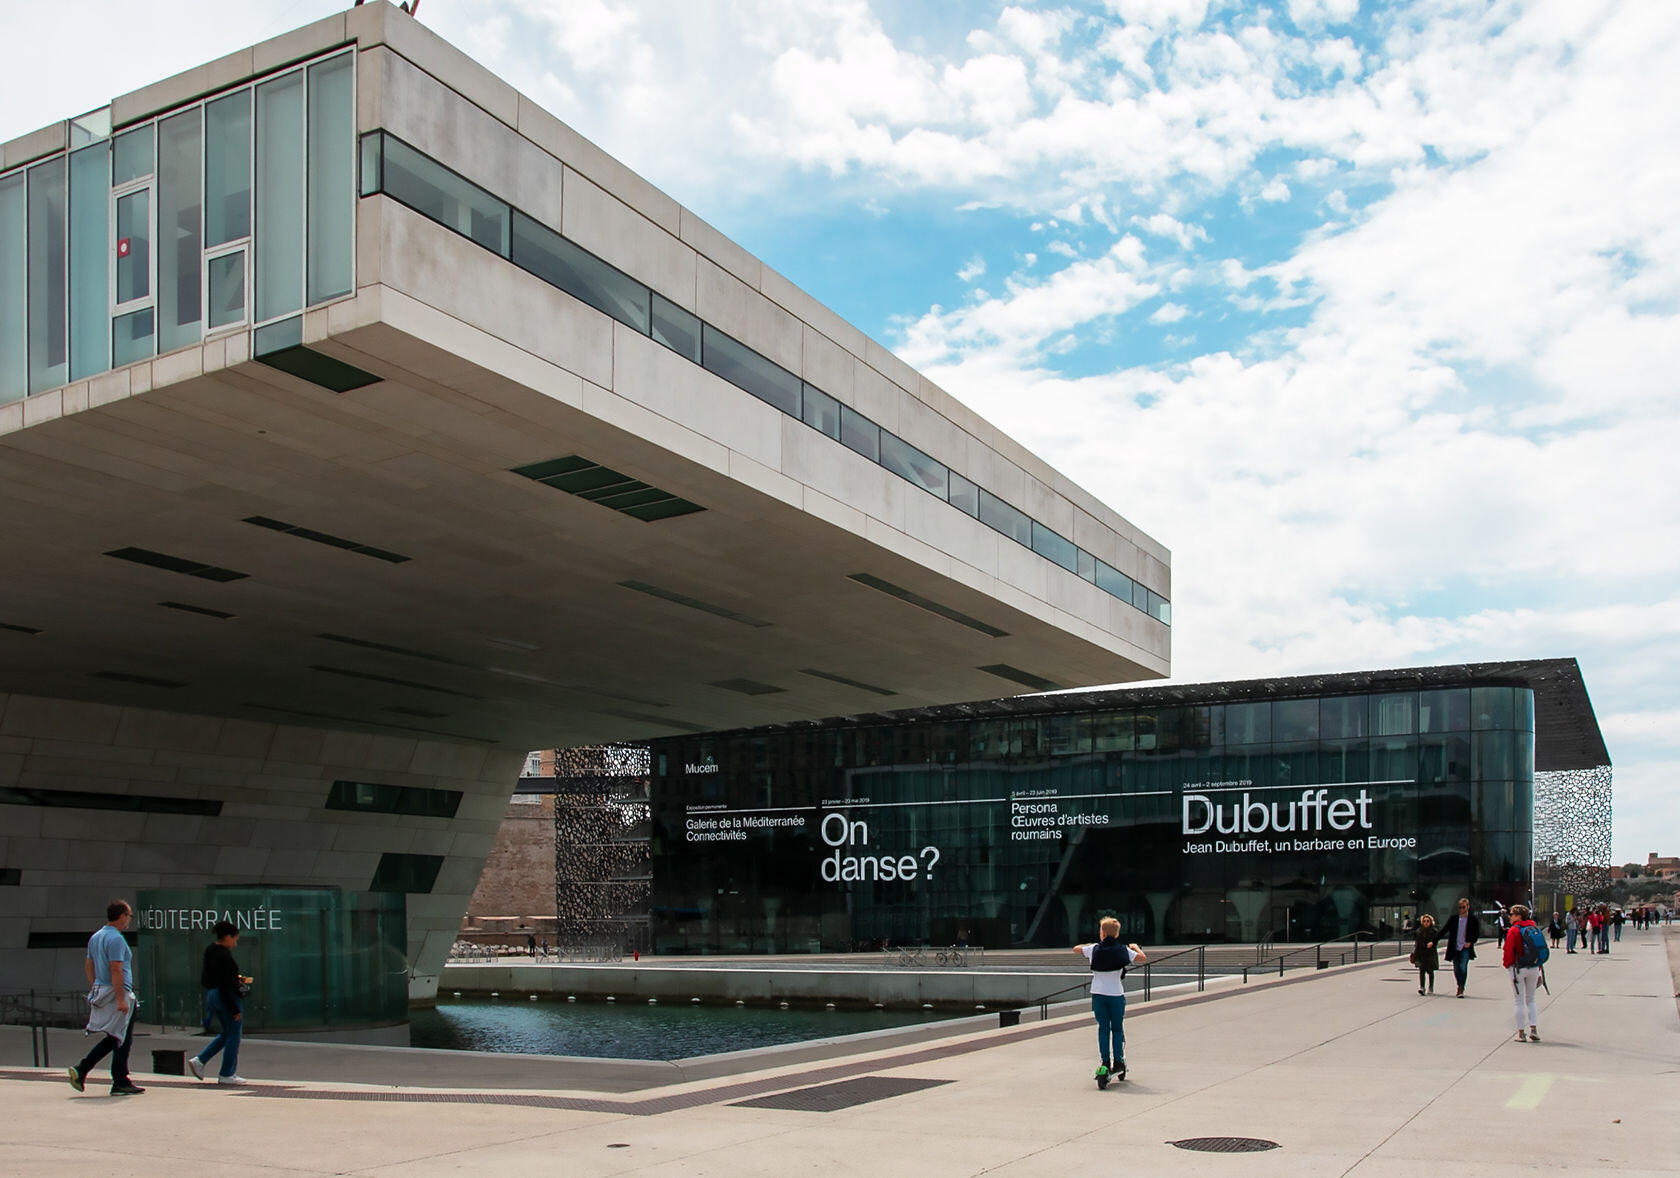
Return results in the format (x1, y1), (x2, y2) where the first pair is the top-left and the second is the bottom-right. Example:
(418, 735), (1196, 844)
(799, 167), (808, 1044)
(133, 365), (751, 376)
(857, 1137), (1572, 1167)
(76, 1012), (134, 1088)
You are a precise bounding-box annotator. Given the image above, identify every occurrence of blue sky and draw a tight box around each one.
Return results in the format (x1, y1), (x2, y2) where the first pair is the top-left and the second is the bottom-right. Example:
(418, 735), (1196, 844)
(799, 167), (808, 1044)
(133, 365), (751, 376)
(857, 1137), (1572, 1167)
(4, 0), (1676, 867)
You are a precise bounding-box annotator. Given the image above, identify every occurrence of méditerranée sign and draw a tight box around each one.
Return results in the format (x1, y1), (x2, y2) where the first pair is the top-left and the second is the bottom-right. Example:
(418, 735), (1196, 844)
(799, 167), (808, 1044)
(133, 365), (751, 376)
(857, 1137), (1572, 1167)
(132, 905), (285, 933)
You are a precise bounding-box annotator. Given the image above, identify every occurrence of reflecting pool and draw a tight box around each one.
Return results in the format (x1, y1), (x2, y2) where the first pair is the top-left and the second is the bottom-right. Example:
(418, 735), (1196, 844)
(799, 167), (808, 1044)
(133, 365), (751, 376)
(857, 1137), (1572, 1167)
(407, 998), (965, 1060)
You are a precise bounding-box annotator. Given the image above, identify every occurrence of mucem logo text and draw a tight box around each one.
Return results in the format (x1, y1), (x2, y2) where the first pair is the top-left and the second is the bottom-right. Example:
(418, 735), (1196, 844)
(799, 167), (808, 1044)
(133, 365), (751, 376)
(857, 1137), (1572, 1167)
(685, 762), (719, 775)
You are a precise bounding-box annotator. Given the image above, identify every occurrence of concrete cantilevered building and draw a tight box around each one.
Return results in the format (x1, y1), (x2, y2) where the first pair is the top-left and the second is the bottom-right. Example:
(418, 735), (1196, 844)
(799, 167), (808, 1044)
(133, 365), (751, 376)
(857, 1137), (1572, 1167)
(0, 3), (1170, 1013)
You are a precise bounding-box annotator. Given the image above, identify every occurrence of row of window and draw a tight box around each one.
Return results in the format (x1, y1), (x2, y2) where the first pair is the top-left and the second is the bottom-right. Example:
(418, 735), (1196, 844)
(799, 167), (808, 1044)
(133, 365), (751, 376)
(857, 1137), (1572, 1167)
(357, 130), (1170, 625)
(656, 688), (1537, 770)
(0, 50), (355, 402)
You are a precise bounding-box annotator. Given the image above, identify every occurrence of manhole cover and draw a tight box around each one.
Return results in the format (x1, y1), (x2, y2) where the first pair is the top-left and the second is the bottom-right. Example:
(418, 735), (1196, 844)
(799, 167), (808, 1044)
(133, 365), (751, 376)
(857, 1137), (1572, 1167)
(1170, 1137), (1280, 1153)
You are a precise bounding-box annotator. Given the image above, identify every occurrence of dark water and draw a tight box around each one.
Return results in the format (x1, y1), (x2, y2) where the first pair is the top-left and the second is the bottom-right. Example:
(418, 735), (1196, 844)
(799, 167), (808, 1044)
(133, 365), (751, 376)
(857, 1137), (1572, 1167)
(407, 998), (965, 1060)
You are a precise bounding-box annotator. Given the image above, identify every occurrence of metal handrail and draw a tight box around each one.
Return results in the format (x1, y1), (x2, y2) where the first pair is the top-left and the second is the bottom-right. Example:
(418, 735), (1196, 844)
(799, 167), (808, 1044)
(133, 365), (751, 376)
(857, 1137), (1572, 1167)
(1, 989), (88, 1068)
(1008, 930), (1412, 1025)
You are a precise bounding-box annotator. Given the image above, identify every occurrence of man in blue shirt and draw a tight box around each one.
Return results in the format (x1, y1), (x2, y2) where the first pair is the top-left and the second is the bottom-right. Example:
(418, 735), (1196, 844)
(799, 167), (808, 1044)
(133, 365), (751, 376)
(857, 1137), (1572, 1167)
(67, 899), (144, 1096)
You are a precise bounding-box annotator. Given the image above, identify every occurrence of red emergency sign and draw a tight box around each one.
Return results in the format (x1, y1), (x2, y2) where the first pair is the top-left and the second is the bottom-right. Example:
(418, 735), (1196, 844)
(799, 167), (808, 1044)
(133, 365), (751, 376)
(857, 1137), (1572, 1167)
(117, 238), (131, 258)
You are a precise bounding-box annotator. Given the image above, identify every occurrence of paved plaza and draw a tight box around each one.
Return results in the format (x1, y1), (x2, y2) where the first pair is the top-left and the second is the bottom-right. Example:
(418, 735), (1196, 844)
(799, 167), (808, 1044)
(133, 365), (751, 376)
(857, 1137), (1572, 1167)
(3, 928), (1676, 1177)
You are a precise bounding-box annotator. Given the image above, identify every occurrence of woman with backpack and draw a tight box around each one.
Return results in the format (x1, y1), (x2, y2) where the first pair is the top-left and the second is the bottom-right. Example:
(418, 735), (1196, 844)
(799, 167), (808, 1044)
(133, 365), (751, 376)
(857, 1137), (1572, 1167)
(1502, 903), (1545, 1043)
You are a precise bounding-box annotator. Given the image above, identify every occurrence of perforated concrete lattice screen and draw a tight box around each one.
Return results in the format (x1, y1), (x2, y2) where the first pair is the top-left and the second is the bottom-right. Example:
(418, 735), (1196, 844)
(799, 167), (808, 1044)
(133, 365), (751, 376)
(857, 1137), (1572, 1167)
(1533, 765), (1613, 901)
(552, 745), (651, 953)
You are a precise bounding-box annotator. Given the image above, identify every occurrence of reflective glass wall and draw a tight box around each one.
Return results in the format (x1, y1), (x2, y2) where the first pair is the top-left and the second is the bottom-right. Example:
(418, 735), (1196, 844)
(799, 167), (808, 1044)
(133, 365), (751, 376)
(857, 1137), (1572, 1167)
(0, 50), (354, 405)
(134, 887), (408, 1032)
(646, 685), (1535, 951)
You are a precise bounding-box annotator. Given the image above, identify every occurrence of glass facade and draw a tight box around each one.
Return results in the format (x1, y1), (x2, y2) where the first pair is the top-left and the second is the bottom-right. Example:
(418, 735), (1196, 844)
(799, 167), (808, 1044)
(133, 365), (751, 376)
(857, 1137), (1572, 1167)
(134, 886), (408, 1032)
(646, 683), (1535, 952)
(356, 130), (1170, 626)
(0, 49), (354, 406)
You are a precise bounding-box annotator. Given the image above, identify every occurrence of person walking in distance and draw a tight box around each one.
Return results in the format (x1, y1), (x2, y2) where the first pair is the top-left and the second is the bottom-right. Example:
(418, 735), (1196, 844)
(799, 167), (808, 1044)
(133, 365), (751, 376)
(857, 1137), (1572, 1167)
(1502, 904), (1546, 1042)
(188, 920), (251, 1085)
(1411, 913), (1441, 995)
(1074, 917), (1147, 1088)
(1442, 898), (1480, 998)
(66, 900), (144, 1096)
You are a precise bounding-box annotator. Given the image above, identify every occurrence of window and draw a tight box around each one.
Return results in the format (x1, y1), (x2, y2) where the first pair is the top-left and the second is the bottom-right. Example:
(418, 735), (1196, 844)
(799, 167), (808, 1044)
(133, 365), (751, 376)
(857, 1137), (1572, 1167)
(1030, 521), (1077, 572)
(700, 324), (800, 415)
(1418, 688), (1469, 734)
(67, 143), (109, 379)
(840, 404), (879, 461)
(0, 784), (220, 815)
(511, 208), (647, 330)
(26, 158), (68, 393)
(0, 50), (357, 395)
(880, 431), (949, 499)
(205, 246), (248, 330)
(1076, 548), (1096, 583)
(1094, 559), (1134, 605)
(157, 108), (203, 352)
(112, 308), (154, 367)
(1319, 696), (1368, 739)
(1273, 698), (1319, 741)
(1370, 693), (1415, 737)
(369, 852), (445, 894)
(112, 187), (151, 307)
(948, 470), (978, 517)
(382, 133), (508, 256)
(306, 53), (355, 303)
(111, 125), (154, 187)
(651, 291), (699, 361)
(801, 382), (841, 439)
(255, 72), (306, 322)
(978, 488), (1032, 547)
(325, 780), (462, 819)
(204, 90), (252, 247)
(0, 174), (23, 402)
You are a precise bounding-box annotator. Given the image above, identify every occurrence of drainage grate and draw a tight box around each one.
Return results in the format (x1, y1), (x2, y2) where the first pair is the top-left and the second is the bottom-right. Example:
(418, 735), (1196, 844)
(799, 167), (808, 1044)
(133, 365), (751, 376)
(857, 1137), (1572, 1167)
(1170, 1138), (1280, 1153)
(730, 1076), (951, 1112)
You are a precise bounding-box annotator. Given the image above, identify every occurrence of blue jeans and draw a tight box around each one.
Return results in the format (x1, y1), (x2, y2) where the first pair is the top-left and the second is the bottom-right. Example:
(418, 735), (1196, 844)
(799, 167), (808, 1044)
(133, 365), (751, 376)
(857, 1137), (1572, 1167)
(1452, 953), (1470, 991)
(197, 989), (242, 1077)
(1091, 993), (1126, 1066)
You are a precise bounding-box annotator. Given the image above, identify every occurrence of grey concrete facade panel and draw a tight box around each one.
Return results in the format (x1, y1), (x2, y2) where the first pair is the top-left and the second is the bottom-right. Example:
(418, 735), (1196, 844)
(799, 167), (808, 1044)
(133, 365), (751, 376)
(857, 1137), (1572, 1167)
(110, 48), (258, 129)
(377, 48), (566, 232)
(379, 200), (615, 389)
(678, 207), (763, 292)
(694, 258), (803, 375)
(562, 166), (697, 312)
(1, 122), (69, 172)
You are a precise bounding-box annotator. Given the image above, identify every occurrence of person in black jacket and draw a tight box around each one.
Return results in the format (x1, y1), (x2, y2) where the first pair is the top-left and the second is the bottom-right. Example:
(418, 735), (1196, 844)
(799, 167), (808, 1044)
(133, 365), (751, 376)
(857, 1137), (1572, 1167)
(1440, 898), (1481, 998)
(188, 921), (249, 1085)
(1410, 913), (1440, 995)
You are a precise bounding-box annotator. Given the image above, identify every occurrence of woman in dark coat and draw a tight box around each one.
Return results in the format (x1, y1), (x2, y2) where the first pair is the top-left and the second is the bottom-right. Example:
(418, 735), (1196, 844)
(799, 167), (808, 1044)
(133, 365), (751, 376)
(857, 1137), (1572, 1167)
(1411, 913), (1441, 995)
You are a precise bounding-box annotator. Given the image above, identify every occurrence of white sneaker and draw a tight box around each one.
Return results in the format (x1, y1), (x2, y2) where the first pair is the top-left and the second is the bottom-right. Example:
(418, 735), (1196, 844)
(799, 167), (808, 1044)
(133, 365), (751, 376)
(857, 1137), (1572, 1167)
(217, 1075), (249, 1086)
(188, 1057), (206, 1081)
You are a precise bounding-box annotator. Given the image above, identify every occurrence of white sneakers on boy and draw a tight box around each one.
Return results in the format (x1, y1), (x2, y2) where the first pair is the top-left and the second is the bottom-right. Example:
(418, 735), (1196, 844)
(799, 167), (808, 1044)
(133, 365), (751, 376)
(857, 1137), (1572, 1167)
(188, 1057), (206, 1081)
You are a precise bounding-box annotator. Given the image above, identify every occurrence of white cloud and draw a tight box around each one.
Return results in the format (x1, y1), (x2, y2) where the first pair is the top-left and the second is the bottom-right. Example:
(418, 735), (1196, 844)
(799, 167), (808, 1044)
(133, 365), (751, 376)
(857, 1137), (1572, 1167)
(1259, 176), (1292, 202)
(1150, 302), (1189, 323)
(899, 236), (1157, 368)
(1289, 0), (1361, 31)
(957, 255), (987, 282)
(1132, 212), (1209, 250)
